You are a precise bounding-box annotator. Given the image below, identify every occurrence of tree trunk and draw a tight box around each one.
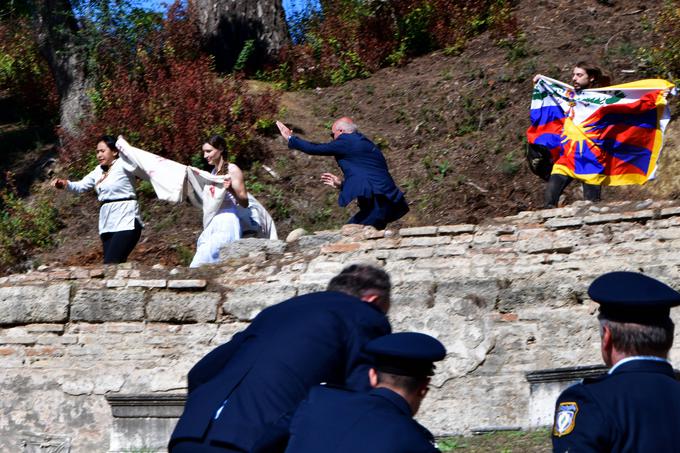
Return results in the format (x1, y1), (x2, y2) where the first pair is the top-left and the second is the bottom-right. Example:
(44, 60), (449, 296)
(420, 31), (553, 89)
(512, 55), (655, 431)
(31, 0), (92, 136)
(194, 0), (290, 73)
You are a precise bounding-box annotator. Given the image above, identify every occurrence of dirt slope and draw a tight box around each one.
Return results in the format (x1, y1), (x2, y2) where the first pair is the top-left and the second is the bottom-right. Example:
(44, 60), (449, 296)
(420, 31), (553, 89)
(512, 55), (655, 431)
(22, 0), (680, 268)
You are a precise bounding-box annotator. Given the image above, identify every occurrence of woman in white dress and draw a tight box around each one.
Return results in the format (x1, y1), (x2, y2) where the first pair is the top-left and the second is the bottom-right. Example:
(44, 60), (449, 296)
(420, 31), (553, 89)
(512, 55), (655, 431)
(190, 135), (249, 267)
(52, 135), (143, 263)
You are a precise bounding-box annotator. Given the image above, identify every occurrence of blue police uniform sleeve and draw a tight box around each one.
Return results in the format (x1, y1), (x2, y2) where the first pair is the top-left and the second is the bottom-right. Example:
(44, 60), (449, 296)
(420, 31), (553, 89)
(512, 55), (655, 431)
(343, 319), (392, 391)
(288, 135), (348, 156)
(552, 383), (611, 453)
(186, 330), (247, 393)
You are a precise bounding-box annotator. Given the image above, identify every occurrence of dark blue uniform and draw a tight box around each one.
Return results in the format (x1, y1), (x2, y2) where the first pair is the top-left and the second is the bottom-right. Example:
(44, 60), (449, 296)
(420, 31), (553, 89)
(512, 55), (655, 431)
(288, 133), (408, 229)
(285, 386), (439, 453)
(169, 291), (391, 452)
(553, 358), (680, 452)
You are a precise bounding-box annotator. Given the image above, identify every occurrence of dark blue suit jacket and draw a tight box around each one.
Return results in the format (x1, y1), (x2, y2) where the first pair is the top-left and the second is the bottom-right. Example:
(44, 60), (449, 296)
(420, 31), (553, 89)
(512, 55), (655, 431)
(552, 359), (680, 452)
(169, 291), (391, 452)
(285, 386), (439, 453)
(288, 133), (405, 208)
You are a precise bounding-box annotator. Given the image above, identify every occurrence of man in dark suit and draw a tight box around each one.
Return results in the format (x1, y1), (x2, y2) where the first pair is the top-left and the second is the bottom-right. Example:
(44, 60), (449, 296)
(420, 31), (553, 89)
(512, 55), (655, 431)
(276, 117), (408, 230)
(552, 271), (680, 452)
(168, 264), (393, 452)
(283, 332), (446, 453)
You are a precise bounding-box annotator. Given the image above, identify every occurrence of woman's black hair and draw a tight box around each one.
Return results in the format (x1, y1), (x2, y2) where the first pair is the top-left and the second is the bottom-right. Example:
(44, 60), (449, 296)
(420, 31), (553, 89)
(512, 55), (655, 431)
(206, 134), (228, 158)
(99, 135), (118, 155)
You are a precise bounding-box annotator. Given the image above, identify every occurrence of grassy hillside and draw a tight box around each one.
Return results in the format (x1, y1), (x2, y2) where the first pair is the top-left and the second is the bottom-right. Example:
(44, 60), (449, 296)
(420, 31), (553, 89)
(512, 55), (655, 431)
(2, 0), (679, 271)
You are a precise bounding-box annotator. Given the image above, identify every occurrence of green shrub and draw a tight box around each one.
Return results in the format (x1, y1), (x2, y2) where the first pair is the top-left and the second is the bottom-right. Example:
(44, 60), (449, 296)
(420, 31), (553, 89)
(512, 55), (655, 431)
(639, 0), (680, 83)
(0, 184), (60, 272)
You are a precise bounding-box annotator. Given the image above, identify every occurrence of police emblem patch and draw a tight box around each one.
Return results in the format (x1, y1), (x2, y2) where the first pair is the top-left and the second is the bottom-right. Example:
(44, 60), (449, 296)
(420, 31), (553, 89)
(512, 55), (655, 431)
(553, 401), (579, 437)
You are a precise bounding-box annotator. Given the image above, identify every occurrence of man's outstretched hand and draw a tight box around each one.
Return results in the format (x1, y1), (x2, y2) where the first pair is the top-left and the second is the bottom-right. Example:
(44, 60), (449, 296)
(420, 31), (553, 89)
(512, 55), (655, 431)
(276, 121), (293, 141)
(320, 172), (342, 190)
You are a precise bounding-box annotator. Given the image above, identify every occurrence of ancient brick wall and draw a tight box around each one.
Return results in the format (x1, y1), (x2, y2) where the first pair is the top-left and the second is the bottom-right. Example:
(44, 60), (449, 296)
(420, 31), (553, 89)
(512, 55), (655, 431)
(2, 200), (680, 451)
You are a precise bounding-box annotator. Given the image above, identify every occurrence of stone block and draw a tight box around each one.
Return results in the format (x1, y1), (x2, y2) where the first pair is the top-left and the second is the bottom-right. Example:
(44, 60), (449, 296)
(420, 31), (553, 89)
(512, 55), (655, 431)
(147, 292), (220, 322)
(434, 244), (468, 256)
(71, 289), (145, 322)
(399, 226), (438, 236)
(127, 279), (167, 288)
(583, 213), (623, 224)
(660, 206), (680, 217)
(390, 248), (434, 259)
(167, 279), (208, 290)
(219, 238), (287, 260)
(438, 224), (476, 235)
(36, 335), (78, 345)
(25, 324), (65, 334)
(320, 242), (362, 254)
(0, 284), (70, 325)
(223, 283), (297, 320)
(619, 209), (655, 221)
(544, 217), (583, 229)
(400, 236), (451, 247)
(298, 232), (344, 249)
(106, 280), (127, 288)
(89, 268), (105, 278)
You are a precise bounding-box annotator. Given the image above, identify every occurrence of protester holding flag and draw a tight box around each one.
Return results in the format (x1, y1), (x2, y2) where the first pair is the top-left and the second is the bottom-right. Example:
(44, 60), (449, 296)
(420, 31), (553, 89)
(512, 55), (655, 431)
(51, 135), (143, 264)
(528, 62), (675, 208)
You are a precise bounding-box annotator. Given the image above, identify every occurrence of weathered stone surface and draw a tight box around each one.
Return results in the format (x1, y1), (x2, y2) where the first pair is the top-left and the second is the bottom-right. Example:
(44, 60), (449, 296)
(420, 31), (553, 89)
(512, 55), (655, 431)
(399, 226), (438, 236)
(285, 227), (308, 242)
(223, 283), (297, 320)
(167, 279), (208, 289)
(0, 284), (70, 325)
(127, 279), (167, 288)
(71, 289), (145, 321)
(147, 292), (220, 322)
(1, 201), (680, 451)
(219, 238), (286, 259)
(298, 232), (344, 249)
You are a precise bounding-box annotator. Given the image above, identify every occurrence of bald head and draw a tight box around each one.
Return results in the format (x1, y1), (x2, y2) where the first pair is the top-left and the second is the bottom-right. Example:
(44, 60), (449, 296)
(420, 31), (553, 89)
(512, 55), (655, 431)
(331, 117), (358, 139)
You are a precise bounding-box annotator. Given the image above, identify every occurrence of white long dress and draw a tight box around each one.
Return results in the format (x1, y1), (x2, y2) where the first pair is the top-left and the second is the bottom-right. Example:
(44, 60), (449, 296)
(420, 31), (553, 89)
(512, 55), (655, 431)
(190, 179), (241, 267)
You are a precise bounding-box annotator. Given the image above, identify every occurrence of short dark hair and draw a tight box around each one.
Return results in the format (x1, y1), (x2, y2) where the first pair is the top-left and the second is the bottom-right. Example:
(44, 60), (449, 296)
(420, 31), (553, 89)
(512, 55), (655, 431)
(326, 264), (391, 302)
(376, 371), (428, 394)
(206, 134), (228, 158)
(600, 317), (674, 356)
(574, 61), (611, 88)
(99, 135), (118, 155)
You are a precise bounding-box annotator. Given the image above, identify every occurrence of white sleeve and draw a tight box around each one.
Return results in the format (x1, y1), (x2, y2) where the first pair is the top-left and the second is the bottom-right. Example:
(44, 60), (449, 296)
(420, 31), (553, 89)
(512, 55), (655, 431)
(66, 168), (99, 193)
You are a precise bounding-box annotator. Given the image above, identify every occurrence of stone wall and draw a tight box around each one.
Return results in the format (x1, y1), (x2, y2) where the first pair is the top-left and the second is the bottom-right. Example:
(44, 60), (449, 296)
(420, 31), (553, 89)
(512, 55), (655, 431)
(3, 200), (680, 451)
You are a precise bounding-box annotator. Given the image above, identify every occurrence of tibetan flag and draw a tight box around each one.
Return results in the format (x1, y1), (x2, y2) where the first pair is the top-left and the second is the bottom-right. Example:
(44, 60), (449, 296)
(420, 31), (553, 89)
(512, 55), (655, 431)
(527, 76), (676, 185)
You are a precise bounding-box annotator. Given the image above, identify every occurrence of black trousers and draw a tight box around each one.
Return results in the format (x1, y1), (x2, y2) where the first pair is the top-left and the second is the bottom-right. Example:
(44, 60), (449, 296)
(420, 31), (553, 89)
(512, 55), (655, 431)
(100, 220), (142, 264)
(544, 174), (601, 208)
(347, 195), (409, 230)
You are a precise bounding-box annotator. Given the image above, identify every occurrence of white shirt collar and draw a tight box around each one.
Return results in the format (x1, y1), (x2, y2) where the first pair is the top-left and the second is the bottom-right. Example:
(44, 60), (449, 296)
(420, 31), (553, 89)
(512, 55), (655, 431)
(608, 355), (670, 374)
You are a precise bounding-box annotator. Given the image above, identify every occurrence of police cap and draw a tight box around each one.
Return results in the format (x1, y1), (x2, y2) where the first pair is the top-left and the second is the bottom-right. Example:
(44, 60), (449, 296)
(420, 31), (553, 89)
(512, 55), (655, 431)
(365, 332), (446, 377)
(588, 271), (680, 324)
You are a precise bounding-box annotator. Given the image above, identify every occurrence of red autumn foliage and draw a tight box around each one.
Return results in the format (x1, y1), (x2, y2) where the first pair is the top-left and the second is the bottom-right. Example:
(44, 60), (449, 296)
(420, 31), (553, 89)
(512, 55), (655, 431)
(60, 1), (279, 171)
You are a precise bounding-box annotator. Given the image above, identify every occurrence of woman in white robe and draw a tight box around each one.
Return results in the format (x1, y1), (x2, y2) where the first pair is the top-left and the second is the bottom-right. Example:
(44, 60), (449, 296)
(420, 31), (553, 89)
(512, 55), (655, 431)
(190, 135), (249, 267)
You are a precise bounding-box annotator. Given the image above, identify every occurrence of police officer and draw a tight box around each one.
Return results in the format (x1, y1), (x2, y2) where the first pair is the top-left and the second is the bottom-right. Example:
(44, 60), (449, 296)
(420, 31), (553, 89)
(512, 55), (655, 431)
(169, 264), (392, 452)
(552, 271), (680, 452)
(284, 332), (446, 453)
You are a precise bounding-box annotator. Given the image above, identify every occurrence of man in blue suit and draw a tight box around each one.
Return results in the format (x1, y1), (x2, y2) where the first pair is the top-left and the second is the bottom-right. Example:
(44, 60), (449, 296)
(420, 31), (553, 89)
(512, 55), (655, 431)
(276, 117), (408, 230)
(552, 271), (680, 452)
(283, 332), (446, 453)
(169, 264), (393, 452)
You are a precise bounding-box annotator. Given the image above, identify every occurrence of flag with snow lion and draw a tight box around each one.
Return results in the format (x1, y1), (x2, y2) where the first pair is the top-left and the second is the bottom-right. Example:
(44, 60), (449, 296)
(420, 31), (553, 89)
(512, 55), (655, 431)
(527, 76), (676, 185)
